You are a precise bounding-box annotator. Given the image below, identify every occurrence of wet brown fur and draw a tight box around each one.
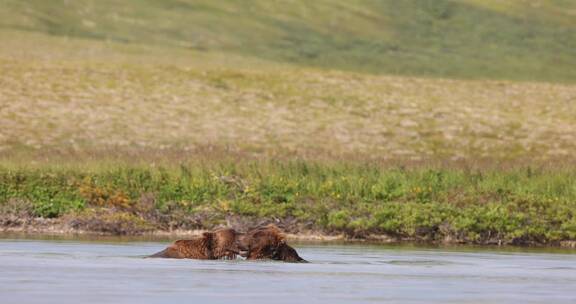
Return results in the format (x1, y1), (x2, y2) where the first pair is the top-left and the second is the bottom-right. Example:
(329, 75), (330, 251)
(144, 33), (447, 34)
(271, 243), (307, 263)
(149, 228), (243, 259)
(240, 224), (307, 263)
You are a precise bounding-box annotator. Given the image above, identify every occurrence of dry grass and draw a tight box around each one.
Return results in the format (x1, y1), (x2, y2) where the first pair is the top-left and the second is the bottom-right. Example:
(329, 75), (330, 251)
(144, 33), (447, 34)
(1, 4), (576, 164)
(1, 16), (575, 164)
(1, 50), (575, 162)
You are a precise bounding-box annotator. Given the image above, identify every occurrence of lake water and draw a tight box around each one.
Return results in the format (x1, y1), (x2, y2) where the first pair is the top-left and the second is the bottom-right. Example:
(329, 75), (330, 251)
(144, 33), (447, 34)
(1, 236), (575, 304)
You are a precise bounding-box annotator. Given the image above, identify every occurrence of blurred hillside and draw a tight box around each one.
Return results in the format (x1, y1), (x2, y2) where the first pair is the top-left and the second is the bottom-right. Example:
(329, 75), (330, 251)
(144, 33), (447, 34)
(1, 0), (576, 162)
(1, 0), (576, 82)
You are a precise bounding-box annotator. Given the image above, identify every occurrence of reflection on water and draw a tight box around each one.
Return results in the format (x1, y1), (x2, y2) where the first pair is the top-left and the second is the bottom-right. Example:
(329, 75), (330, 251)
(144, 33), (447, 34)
(1, 235), (575, 304)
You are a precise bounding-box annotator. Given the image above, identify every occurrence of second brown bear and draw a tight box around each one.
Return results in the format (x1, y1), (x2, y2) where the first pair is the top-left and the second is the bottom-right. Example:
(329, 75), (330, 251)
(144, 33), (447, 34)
(240, 224), (307, 263)
(148, 228), (244, 259)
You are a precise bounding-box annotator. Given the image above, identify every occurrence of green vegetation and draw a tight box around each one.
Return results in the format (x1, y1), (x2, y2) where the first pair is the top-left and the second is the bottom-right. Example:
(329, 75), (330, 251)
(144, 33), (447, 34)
(1, 0), (575, 82)
(1, 162), (575, 245)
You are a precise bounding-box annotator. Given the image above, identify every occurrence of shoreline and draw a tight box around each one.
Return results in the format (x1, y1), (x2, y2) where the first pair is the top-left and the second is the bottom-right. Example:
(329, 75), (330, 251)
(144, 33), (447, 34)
(2, 222), (575, 249)
(0, 222), (352, 242)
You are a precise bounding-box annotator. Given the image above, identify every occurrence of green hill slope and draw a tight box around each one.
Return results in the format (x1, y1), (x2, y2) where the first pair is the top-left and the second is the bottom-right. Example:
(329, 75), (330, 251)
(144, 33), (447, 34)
(1, 0), (575, 82)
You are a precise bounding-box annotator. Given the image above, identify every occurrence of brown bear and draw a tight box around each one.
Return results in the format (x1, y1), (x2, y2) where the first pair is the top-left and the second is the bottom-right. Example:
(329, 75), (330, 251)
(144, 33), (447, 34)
(148, 228), (244, 259)
(240, 224), (307, 263)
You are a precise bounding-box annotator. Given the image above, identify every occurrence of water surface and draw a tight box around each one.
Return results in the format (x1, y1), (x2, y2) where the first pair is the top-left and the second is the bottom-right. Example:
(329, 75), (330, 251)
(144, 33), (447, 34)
(1, 236), (575, 303)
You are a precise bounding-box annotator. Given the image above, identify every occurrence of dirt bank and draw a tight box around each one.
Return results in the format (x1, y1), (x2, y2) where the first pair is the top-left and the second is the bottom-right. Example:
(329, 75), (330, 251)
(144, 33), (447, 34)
(2, 216), (575, 248)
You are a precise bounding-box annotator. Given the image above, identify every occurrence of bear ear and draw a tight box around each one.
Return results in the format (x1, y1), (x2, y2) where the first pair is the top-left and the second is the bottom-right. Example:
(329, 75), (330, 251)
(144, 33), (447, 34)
(202, 232), (214, 240)
(266, 223), (282, 232)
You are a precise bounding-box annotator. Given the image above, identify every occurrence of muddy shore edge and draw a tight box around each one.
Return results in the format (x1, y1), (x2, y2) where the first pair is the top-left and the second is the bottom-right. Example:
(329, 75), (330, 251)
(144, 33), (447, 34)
(2, 219), (575, 249)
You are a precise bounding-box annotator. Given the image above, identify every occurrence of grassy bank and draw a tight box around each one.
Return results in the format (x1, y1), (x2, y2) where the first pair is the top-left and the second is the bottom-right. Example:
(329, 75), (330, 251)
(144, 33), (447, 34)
(1, 161), (575, 246)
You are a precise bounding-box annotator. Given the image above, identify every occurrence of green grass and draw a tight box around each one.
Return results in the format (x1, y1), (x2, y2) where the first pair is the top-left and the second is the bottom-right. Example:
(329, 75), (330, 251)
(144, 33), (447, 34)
(1, 0), (575, 82)
(2, 162), (575, 244)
